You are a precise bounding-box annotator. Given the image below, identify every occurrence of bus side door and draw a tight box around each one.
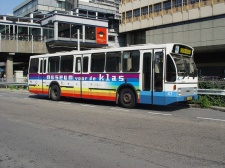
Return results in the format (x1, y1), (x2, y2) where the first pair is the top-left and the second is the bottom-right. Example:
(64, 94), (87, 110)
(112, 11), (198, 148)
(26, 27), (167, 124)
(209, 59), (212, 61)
(74, 55), (82, 98)
(153, 49), (165, 105)
(39, 58), (47, 94)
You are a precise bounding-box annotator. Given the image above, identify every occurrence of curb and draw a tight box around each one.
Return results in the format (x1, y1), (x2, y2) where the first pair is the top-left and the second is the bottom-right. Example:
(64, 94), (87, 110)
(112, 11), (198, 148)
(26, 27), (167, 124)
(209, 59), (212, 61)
(209, 106), (225, 112)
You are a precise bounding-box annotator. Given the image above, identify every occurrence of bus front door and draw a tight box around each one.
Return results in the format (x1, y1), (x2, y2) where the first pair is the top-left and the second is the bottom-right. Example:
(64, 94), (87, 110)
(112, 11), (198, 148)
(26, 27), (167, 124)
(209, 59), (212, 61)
(153, 49), (165, 105)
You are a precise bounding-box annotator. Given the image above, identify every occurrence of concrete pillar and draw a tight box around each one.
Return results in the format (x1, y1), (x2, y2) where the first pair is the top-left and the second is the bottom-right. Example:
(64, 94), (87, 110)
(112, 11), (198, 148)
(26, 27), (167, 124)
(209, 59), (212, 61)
(30, 13), (33, 23)
(76, 9), (79, 16)
(96, 12), (98, 19)
(82, 25), (85, 42)
(54, 21), (58, 40)
(6, 55), (13, 81)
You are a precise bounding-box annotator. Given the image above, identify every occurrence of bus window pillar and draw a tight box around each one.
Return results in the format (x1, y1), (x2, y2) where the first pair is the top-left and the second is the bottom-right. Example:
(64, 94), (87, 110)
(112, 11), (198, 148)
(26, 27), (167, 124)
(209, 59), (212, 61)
(6, 54), (14, 82)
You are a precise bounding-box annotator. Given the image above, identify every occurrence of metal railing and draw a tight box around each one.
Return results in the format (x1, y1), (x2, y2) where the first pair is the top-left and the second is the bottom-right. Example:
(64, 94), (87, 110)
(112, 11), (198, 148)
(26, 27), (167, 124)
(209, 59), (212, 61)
(197, 89), (225, 96)
(0, 78), (28, 87)
(1, 78), (225, 96)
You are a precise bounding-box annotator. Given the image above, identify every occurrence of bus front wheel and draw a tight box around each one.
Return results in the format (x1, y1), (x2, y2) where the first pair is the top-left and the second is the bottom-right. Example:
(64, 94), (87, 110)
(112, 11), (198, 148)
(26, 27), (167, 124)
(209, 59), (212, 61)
(50, 85), (60, 101)
(119, 88), (136, 108)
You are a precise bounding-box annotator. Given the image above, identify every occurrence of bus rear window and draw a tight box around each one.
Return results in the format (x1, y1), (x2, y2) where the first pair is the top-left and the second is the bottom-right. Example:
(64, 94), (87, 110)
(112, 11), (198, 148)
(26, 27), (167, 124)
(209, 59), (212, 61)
(29, 58), (39, 73)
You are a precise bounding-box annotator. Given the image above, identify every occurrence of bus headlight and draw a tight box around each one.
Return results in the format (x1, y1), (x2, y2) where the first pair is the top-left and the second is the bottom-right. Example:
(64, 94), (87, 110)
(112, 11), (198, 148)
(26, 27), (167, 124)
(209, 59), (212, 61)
(178, 88), (181, 96)
(194, 87), (197, 94)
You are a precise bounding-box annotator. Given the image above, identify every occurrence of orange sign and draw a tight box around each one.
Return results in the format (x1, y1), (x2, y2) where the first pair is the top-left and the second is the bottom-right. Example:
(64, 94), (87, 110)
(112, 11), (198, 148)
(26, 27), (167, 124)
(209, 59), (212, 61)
(96, 27), (107, 44)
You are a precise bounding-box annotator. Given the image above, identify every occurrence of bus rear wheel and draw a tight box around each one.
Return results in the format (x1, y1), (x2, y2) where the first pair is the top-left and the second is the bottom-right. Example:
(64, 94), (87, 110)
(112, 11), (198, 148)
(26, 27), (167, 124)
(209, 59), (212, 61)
(50, 85), (60, 101)
(119, 88), (136, 108)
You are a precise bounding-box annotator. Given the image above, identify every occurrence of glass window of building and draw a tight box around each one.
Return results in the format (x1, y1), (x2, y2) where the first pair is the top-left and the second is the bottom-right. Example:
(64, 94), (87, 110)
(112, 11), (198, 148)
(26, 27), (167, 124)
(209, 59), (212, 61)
(126, 11), (132, 19)
(43, 28), (54, 39)
(29, 27), (41, 41)
(58, 23), (70, 38)
(17, 26), (28, 40)
(134, 9), (140, 17)
(108, 35), (115, 42)
(71, 24), (82, 39)
(154, 3), (162, 12)
(141, 7), (148, 15)
(85, 26), (95, 40)
(164, 1), (172, 10)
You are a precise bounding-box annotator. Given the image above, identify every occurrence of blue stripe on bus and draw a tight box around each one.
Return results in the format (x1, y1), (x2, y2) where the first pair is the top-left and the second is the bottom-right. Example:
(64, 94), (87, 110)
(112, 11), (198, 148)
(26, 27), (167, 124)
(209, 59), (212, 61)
(140, 91), (198, 105)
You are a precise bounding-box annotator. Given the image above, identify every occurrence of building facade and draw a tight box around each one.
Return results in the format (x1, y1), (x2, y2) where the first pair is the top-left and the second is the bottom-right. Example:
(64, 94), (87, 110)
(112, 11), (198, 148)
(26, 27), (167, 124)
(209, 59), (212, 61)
(119, 0), (225, 77)
(0, 0), (122, 79)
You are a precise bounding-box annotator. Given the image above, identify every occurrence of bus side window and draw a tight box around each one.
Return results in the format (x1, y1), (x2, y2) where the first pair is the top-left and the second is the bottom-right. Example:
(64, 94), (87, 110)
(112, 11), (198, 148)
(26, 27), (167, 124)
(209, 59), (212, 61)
(83, 57), (89, 73)
(91, 53), (105, 72)
(48, 56), (60, 73)
(76, 57), (81, 73)
(122, 50), (140, 72)
(166, 54), (176, 82)
(106, 52), (121, 72)
(60, 55), (73, 72)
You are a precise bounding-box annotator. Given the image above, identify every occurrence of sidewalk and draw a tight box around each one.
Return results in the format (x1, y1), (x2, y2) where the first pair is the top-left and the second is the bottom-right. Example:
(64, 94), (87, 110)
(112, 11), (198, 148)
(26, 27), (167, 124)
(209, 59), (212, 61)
(187, 103), (225, 112)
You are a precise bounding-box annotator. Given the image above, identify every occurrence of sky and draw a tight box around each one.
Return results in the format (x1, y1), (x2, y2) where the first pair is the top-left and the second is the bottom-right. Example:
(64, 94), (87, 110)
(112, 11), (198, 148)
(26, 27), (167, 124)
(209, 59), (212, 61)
(0, 0), (24, 15)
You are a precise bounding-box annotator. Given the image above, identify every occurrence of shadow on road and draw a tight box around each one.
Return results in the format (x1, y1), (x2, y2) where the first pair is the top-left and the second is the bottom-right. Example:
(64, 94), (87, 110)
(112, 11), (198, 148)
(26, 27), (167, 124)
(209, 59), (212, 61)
(28, 94), (190, 112)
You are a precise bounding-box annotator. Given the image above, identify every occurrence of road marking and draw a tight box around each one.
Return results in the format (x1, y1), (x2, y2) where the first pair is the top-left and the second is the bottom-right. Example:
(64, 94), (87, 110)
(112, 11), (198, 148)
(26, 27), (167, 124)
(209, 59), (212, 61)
(38, 100), (49, 102)
(58, 102), (71, 105)
(148, 112), (172, 116)
(197, 117), (225, 122)
(81, 104), (96, 107)
(110, 108), (129, 112)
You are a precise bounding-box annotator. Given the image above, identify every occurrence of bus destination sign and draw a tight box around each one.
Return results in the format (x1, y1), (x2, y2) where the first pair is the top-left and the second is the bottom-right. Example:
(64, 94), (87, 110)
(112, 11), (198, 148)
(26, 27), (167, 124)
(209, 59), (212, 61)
(172, 45), (192, 56)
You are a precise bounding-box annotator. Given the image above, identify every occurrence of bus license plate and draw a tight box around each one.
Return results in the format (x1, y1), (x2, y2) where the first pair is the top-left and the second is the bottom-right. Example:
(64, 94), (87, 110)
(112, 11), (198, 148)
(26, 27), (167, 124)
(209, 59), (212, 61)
(186, 96), (192, 101)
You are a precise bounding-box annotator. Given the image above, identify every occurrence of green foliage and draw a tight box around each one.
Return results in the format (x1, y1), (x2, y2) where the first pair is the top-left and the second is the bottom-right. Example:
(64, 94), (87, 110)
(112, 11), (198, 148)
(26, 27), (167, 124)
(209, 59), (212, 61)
(199, 81), (225, 89)
(8, 85), (19, 90)
(192, 95), (211, 108)
(7, 85), (27, 90)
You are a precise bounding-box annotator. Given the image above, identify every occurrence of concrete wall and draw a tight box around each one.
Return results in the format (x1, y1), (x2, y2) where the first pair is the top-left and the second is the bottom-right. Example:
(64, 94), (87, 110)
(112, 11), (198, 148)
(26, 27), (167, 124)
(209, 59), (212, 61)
(145, 17), (225, 48)
(119, 1), (225, 33)
(0, 40), (46, 54)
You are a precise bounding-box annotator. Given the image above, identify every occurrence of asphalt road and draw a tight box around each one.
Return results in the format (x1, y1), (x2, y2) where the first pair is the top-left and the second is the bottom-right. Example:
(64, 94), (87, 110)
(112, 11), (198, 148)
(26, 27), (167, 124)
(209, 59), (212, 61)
(0, 89), (225, 168)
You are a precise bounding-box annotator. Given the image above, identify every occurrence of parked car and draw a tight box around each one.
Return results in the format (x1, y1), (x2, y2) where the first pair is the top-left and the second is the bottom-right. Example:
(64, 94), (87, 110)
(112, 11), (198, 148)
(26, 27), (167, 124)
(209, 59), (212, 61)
(0, 67), (5, 78)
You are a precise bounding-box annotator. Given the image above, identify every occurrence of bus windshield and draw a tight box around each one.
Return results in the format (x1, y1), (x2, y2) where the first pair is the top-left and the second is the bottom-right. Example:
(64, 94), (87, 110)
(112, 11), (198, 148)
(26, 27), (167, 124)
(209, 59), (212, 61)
(171, 54), (197, 78)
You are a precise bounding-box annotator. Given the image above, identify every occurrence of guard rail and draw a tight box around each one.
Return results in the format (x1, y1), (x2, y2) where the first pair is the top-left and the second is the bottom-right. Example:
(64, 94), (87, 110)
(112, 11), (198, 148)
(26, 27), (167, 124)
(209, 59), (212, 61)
(0, 79), (225, 96)
(197, 89), (225, 96)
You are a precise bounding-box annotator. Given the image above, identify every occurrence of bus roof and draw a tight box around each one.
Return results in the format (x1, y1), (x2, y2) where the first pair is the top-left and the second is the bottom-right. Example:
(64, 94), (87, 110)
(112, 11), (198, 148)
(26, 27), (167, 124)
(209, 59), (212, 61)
(30, 43), (193, 58)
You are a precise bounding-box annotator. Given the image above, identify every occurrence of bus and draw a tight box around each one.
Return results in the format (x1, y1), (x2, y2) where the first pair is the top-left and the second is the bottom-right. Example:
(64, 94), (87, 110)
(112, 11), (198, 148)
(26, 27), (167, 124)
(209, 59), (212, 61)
(28, 43), (198, 108)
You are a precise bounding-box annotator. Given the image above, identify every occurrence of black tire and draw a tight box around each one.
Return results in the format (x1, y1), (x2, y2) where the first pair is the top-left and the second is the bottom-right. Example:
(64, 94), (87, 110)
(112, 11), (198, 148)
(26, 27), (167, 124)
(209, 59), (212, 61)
(50, 85), (60, 101)
(119, 88), (136, 108)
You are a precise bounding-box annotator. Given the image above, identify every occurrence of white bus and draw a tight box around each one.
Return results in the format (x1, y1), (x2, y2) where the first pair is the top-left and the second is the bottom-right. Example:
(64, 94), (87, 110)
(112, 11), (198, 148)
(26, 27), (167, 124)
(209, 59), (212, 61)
(28, 43), (198, 108)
